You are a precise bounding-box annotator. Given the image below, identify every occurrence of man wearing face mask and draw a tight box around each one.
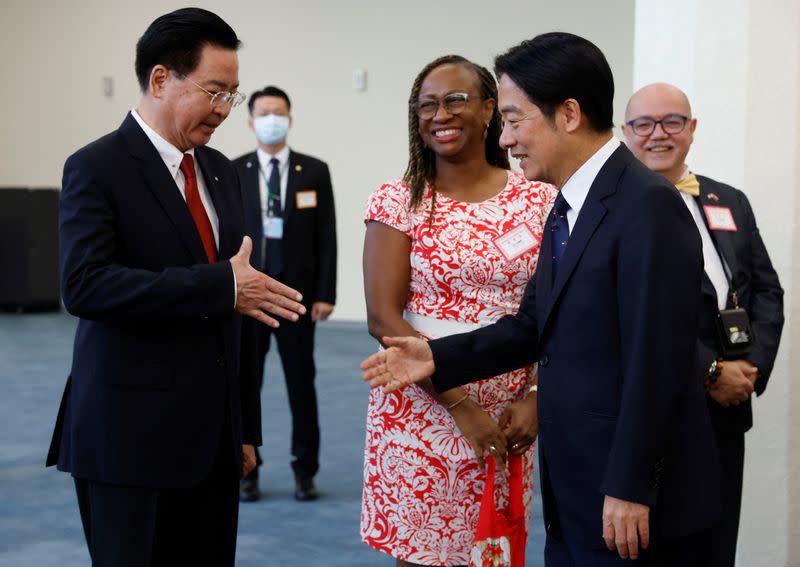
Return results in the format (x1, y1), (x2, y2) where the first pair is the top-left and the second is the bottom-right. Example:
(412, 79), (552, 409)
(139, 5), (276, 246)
(233, 86), (337, 502)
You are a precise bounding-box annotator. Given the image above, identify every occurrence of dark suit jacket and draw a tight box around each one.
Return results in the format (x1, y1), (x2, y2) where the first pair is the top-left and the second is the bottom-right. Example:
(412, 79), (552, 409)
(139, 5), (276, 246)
(430, 144), (720, 548)
(46, 113), (261, 489)
(233, 150), (336, 306)
(692, 175), (784, 433)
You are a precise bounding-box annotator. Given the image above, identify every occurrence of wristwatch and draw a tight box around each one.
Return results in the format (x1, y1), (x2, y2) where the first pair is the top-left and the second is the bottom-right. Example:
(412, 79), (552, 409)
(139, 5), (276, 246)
(705, 358), (723, 389)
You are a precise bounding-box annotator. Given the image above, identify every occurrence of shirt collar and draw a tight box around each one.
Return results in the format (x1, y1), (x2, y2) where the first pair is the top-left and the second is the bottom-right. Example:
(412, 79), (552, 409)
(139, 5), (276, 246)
(257, 145), (290, 171)
(560, 135), (620, 216)
(130, 109), (194, 180)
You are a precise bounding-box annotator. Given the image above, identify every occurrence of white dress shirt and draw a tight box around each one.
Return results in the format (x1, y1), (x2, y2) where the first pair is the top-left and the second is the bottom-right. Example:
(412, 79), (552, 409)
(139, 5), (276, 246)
(256, 145), (290, 219)
(130, 109), (220, 246)
(559, 135), (621, 233)
(677, 168), (730, 310)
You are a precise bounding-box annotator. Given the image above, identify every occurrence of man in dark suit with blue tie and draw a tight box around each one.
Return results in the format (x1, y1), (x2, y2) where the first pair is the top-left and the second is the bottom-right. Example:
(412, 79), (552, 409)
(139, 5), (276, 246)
(623, 83), (784, 567)
(362, 33), (720, 565)
(233, 86), (337, 502)
(46, 8), (305, 566)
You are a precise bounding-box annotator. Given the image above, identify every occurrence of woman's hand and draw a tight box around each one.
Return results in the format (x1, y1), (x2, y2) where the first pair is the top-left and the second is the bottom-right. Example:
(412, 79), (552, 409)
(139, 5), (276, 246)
(449, 398), (507, 469)
(499, 394), (538, 455)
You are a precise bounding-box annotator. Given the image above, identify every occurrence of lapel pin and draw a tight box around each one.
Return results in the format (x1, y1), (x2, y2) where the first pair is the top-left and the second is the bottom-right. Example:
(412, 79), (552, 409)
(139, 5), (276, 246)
(295, 165), (302, 172)
(707, 193), (719, 202)
(246, 161), (252, 168)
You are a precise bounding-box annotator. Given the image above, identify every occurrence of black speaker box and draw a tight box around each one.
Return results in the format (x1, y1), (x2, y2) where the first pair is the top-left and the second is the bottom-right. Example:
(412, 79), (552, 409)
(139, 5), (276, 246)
(0, 188), (61, 311)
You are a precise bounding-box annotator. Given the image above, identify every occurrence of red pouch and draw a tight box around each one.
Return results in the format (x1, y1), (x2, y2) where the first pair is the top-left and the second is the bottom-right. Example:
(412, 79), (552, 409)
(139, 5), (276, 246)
(469, 453), (527, 566)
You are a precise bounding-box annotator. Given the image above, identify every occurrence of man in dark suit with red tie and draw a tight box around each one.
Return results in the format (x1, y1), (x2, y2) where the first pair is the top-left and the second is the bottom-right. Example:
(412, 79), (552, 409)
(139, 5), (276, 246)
(362, 33), (721, 565)
(46, 9), (306, 566)
(623, 82), (784, 567)
(233, 86), (337, 502)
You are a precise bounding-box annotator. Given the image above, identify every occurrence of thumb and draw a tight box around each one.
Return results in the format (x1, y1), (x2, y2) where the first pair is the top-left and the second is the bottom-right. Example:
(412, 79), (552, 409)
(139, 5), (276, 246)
(498, 408), (512, 430)
(382, 336), (410, 349)
(236, 236), (253, 260)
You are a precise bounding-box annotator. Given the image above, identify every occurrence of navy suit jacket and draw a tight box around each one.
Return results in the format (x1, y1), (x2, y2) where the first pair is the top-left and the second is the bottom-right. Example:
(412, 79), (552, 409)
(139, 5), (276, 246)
(691, 175), (784, 433)
(46, 113), (261, 488)
(233, 150), (337, 306)
(430, 144), (720, 548)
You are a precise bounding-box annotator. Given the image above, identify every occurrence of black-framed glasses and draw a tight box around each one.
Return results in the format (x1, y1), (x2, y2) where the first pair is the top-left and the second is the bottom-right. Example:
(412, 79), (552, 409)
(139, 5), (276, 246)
(626, 113), (690, 137)
(415, 92), (477, 120)
(188, 78), (246, 109)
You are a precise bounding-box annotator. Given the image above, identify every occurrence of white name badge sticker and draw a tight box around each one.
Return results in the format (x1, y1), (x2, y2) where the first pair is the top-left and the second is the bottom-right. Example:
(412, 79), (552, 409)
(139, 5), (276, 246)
(493, 223), (537, 261)
(296, 190), (318, 209)
(703, 205), (738, 232)
(263, 216), (284, 239)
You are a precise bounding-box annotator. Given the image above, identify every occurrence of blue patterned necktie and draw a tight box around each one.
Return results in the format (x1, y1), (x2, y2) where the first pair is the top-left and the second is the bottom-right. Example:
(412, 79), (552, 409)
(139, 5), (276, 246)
(550, 192), (571, 281)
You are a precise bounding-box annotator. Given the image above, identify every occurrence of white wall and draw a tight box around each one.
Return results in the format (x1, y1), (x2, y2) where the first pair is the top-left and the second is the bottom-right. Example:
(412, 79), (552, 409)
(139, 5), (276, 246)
(0, 0), (635, 320)
(634, 1), (800, 565)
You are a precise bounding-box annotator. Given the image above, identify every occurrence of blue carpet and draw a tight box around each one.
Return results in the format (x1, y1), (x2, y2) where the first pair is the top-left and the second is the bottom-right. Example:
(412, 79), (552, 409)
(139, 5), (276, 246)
(0, 312), (544, 566)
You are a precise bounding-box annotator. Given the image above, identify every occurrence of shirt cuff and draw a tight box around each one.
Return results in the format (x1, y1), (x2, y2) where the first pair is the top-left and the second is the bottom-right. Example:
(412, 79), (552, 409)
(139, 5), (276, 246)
(231, 263), (237, 309)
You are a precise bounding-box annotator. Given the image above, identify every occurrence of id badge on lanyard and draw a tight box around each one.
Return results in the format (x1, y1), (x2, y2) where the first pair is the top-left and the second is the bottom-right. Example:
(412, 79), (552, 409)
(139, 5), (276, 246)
(259, 161), (284, 239)
(263, 216), (284, 239)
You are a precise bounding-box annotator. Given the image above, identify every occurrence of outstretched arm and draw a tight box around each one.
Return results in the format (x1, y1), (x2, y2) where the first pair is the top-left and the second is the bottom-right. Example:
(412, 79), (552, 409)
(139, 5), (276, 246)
(361, 335), (435, 391)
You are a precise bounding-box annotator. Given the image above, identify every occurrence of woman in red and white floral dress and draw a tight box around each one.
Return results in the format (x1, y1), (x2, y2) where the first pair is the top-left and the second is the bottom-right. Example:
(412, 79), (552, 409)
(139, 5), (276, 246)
(361, 55), (555, 566)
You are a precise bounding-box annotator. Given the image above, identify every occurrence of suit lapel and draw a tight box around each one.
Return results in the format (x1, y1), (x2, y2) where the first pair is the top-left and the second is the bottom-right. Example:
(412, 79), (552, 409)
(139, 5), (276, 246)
(196, 148), (234, 260)
(698, 192), (738, 272)
(537, 212), (555, 305)
(696, 184), (738, 303)
(119, 114), (207, 264)
(240, 152), (260, 207)
(539, 145), (629, 329)
(541, 200), (607, 327)
(284, 151), (301, 220)
(700, 272), (717, 302)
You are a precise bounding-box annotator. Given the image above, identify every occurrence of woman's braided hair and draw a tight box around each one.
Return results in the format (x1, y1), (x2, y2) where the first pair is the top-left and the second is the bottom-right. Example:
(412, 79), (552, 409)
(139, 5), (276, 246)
(404, 55), (509, 221)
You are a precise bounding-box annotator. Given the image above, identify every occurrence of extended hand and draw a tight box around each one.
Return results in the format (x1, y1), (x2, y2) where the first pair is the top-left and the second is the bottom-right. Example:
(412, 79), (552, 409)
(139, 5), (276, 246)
(449, 398), (508, 469)
(242, 444), (257, 477)
(709, 359), (757, 407)
(230, 237), (306, 327)
(311, 301), (335, 321)
(602, 495), (650, 560)
(499, 394), (538, 455)
(360, 336), (435, 392)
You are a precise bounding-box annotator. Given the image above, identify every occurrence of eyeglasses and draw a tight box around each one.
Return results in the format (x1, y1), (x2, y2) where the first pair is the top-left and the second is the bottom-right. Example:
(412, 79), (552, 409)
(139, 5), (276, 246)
(187, 78), (246, 109)
(415, 92), (477, 120)
(626, 113), (690, 137)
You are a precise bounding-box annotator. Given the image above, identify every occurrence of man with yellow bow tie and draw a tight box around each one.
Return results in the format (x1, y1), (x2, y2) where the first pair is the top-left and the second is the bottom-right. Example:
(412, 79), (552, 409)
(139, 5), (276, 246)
(622, 83), (784, 567)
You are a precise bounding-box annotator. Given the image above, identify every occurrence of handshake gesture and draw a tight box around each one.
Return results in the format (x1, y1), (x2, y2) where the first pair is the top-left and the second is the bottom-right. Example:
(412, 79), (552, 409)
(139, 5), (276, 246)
(361, 336), (539, 470)
(360, 336), (436, 392)
(230, 236), (306, 327)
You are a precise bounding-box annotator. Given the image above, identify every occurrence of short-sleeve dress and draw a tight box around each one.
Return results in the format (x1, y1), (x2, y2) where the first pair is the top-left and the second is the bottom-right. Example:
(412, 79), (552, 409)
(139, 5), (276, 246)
(361, 171), (555, 565)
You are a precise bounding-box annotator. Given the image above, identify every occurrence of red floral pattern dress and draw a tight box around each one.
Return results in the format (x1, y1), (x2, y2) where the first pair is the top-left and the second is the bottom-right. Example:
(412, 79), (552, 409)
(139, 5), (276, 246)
(361, 171), (555, 565)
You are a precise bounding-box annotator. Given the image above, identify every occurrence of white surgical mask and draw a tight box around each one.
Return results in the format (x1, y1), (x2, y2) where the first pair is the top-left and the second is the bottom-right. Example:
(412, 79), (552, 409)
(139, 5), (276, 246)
(253, 114), (290, 145)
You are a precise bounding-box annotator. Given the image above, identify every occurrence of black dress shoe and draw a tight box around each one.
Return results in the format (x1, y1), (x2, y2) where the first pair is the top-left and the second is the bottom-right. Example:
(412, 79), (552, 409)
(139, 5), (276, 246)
(239, 477), (260, 502)
(294, 477), (319, 501)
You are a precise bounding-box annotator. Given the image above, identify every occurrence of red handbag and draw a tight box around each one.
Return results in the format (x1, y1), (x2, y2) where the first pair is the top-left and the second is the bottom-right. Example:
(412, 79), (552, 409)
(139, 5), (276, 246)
(469, 453), (527, 566)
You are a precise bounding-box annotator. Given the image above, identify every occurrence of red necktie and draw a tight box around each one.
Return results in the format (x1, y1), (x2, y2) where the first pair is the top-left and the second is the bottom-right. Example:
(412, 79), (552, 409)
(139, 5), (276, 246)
(180, 154), (217, 263)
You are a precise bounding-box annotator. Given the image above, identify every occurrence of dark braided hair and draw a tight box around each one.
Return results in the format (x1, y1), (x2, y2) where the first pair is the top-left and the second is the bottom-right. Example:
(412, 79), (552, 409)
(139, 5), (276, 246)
(404, 55), (509, 219)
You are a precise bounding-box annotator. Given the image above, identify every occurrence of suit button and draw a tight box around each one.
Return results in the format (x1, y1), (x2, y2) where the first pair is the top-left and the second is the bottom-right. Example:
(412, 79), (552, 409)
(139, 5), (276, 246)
(539, 354), (550, 367)
(216, 357), (225, 368)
